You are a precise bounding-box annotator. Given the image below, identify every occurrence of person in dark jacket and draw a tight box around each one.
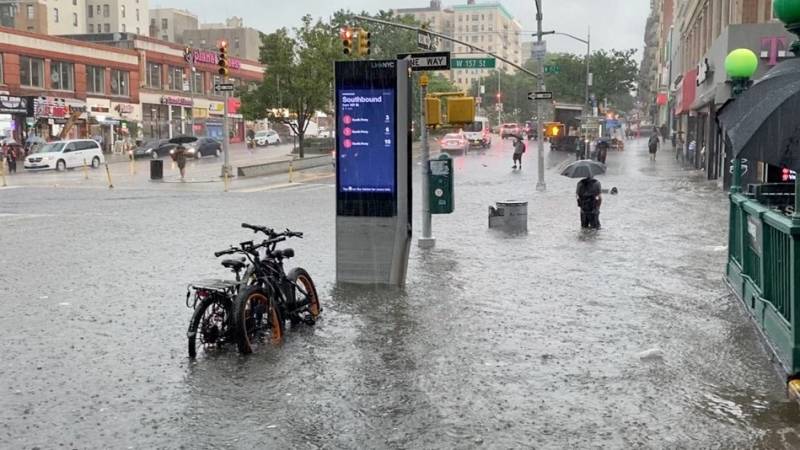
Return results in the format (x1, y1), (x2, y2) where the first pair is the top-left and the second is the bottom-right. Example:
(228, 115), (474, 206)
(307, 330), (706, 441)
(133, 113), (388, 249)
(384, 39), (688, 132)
(576, 176), (602, 229)
(596, 139), (610, 164)
(648, 133), (660, 161)
(4, 145), (17, 173)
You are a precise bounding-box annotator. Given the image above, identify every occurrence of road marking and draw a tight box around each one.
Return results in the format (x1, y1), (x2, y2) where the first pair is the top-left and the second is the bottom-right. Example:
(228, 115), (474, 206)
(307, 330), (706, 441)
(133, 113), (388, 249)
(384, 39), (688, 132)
(235, 183), (333, 194)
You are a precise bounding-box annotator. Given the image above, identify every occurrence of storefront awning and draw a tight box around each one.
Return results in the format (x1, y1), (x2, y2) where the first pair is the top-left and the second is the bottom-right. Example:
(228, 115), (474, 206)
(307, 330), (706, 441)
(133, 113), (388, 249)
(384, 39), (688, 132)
(674, 68), (698, 115)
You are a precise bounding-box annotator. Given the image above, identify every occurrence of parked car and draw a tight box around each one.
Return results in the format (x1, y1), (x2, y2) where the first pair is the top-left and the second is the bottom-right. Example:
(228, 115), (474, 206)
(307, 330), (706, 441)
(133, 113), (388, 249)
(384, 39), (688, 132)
(171, 137), (222, 159)
(24, 139), (105, 171)
(439, 132), (469, 155)
(131, 139), (176, 159)
(254, 130), (281, 146)
(500, 123), (521, 139)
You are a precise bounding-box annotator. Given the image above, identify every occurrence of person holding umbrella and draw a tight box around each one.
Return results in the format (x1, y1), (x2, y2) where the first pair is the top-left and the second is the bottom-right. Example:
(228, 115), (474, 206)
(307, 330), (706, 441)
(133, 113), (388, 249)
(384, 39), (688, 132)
(512, 135), (526, 170)
(561, 159), (607, 229)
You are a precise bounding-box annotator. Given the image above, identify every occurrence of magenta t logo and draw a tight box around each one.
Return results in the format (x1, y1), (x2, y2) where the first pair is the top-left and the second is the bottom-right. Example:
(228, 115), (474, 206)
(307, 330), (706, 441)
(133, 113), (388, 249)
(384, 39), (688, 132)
(761, 36), (788, 66)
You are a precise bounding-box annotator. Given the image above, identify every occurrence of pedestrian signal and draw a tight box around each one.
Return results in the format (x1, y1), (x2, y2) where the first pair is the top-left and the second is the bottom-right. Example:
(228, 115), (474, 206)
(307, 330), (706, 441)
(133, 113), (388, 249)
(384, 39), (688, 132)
(543, 122), (563, 138)
(358, 30), (371, 56)
(218, 40), (229, 76)
(341, 27), (354, 55)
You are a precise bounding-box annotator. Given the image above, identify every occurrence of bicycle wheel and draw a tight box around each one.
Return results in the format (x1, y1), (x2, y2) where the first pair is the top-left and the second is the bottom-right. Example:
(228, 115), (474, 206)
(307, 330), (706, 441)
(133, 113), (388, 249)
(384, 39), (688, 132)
(188, 295), (232, 358)
(231, 285), (284, 354)
(288, 267), (321, 323)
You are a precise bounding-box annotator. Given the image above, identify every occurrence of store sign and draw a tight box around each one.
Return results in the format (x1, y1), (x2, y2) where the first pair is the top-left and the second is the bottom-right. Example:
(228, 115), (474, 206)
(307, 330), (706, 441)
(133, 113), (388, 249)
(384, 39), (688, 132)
(761, 36), (789, 67)
(0, 95), (28, 114)
(115, 104), (134, 114)
(187, 48), (241, 70)
(161, 96), (193, 107)
(208, 102), (224, 115)
(91, 106), (110, 113)
(30, 97), (86, 119)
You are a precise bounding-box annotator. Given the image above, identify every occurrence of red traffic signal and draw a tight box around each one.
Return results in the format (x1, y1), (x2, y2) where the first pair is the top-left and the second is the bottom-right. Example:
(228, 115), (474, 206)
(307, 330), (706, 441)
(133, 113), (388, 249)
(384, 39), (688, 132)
(341, 27), (353, 55)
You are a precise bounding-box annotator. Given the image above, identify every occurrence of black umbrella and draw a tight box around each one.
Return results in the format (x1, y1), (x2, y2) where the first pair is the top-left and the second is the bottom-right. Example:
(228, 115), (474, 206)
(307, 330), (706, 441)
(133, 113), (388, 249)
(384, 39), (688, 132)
(561, 159), (606, 179)
(717, 57), (800, 171)
(169, 135), (198, 145)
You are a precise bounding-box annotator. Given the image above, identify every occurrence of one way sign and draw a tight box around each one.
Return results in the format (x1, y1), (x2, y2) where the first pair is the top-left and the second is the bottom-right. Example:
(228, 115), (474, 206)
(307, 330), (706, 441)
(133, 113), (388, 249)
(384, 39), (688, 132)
(528, 91), (553, 100)
(397, 52), (451, 71)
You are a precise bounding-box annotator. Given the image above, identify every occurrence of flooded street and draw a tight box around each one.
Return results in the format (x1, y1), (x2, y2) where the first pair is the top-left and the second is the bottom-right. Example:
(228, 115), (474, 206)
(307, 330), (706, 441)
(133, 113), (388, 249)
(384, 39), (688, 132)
(2, 138), (800, 448)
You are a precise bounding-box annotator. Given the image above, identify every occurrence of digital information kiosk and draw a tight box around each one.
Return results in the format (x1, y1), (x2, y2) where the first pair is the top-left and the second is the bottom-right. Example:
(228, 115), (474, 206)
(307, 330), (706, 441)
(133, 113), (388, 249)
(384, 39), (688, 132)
(334, 59), (412, 286)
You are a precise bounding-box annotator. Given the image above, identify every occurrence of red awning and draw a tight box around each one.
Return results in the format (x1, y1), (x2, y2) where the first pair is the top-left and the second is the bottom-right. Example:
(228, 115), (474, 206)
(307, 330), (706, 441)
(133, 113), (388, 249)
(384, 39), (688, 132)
(675, 68), (698, 115)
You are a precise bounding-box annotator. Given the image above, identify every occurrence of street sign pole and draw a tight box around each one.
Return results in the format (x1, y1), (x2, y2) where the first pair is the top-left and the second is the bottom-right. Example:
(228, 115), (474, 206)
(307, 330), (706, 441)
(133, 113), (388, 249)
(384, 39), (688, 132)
(535, 0), (546, 192)
(222, 89), (231, 177)
(419, 74), (434, 249)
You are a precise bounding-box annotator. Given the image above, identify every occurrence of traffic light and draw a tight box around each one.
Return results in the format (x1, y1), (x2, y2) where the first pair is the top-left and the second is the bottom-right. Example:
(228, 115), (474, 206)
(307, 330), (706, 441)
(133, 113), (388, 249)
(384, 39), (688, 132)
(358, 29), (371, 56)
(218, 40), (229, 77)
(544, 122), (563, 138)
(341, 27), (353, 55)
(446, 97), (476, 124)
(425, 97), (441, 126)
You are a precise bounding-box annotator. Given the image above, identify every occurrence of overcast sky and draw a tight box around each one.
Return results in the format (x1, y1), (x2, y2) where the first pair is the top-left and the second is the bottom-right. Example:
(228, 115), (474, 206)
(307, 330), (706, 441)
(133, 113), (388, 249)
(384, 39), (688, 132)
(151, 0), (650, 60)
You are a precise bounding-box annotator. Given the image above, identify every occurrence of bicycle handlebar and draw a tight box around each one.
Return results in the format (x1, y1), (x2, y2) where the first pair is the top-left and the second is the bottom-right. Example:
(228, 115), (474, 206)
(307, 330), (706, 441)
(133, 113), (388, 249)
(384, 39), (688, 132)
(241, 223), (275, 236)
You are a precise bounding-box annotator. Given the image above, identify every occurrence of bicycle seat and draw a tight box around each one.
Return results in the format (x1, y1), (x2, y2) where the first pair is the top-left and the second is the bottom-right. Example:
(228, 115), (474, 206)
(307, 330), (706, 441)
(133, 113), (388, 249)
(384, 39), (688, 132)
(221, 258), (246, 271)
(275, 248), (294, 259)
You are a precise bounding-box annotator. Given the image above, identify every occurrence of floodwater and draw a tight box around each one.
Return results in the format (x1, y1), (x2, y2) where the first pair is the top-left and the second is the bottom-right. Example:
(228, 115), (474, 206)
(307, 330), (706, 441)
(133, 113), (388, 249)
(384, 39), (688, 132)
(1, 137), (799, 448)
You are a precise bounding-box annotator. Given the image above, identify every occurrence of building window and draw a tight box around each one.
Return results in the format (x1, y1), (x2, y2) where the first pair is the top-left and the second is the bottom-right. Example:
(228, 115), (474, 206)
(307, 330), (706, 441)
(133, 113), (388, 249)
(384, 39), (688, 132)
(136, 9), (139, 21)
(111, 70), (129, 96)
(104, 23), (109, 32)
(161, 35), (167, 41)
(146, 62), (162, 88)
(234, 39), (240, 49)
(88, 5), (93, 18)
(0, 54), (3, 85)
(168, 65), (183, 91)
(192, 71), (203, 94)
(26, 5), (33, 19)
(73, 0), (77, 4)
(20, 56), (43, 87)
(458, 15), (462, 22)
(53, 7), (58, 23)
(472, 25), (478, 32)
(136, 27), (140, 34)
(86, 66), (104, 94)
(50, 61), (74, 91)
(121, 23), (126, 32)
(103, 4), (109, 17)
(471, 35), (478, 43)
(89, 23), (94, 32)
(161, 18), (167, 30)
(472, 14), (479, 20)
(96, 5), (101, 15)
(121, 5), (125, 18)
(73, 12), (77, 26)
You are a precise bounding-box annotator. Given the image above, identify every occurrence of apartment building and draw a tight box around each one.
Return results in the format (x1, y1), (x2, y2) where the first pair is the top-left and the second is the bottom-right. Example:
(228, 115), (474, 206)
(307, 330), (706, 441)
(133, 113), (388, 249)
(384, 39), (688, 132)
(395, 0), (522, 90)
(148, 8), (198, 44)
(85, 0), (149, 35)
(0, 0), (87, 34)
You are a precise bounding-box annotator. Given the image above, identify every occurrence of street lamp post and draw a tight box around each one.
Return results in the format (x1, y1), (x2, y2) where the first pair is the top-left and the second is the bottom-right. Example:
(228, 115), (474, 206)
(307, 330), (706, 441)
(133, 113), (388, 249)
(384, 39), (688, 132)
(723, 48), (758, 193)
(534, 0), (546, 192)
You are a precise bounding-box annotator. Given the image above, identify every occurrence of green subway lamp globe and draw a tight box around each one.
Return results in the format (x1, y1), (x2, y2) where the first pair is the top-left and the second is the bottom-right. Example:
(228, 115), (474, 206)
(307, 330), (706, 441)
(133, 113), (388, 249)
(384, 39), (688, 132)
(774, 0), (800, 24)
(725, 48), (759, 79)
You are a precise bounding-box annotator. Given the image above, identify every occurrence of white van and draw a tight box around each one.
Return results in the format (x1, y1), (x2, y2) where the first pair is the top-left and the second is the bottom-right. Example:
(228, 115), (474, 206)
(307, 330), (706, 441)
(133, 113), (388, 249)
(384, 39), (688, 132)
(24, 139), (105, 171)
(463, 116), (491, 149)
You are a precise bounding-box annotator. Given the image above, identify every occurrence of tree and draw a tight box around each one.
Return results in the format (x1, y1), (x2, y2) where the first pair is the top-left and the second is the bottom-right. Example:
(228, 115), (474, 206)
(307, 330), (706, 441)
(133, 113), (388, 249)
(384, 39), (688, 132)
(239, 15), (338, 158)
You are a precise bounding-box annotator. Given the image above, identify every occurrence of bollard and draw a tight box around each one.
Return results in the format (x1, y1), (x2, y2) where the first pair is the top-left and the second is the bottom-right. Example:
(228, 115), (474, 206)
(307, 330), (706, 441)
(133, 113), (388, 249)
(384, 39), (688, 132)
(224, 170), (229, 192)
(288, 161), (294, 183)
(0, 158), (6, 187)
(82, 159), (89, 180)
(105, 163), (114, 189)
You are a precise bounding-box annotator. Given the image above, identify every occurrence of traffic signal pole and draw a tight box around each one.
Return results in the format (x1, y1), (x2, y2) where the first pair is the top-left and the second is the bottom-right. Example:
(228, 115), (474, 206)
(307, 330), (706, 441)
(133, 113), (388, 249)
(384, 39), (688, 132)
(535, 0), (546, 192)
(419, 75), (434, 249)
(223, 90), (231, 176)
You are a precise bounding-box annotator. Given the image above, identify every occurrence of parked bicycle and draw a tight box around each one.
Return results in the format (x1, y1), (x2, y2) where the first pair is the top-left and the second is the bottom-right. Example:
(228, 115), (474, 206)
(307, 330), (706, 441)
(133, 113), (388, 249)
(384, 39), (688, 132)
(231, 226), (321, 354)
(186, 223), (276, 358)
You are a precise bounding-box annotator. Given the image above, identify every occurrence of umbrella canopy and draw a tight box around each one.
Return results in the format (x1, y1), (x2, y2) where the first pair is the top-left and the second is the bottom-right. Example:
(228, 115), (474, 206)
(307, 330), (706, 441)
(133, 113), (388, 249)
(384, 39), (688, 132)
(717, 57), (800, 171)
(169, 135), (198, 145)
(561, 159), (606, 179)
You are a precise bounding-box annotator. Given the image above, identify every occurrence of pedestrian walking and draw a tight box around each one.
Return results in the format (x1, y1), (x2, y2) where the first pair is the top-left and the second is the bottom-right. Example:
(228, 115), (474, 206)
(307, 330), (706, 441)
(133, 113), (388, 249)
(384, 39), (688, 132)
(648, 133), (660, 161)
(596, 139), (609, 164)
(688, 138), (697, 165)
(246, 128), (256, 150)
(173, 144), (187, 180)
(576, 176), (602, 229)
(512, 136), (526, 170)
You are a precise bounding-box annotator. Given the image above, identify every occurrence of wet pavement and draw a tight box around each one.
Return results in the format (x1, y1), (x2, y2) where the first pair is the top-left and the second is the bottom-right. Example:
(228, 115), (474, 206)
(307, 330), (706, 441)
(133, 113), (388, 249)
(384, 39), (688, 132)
(2, 137), (800, 448)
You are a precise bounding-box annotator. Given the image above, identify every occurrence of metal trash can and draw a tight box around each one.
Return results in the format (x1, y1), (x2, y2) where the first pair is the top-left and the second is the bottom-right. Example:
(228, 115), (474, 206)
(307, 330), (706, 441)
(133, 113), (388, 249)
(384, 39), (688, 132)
(488, 200), (528, 233)
(150, 159), (163, 180)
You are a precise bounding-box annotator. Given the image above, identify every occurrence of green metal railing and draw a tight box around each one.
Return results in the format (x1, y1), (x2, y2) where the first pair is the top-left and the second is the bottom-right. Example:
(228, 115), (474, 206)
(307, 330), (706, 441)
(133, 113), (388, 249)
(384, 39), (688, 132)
(727, 192), (798, 375)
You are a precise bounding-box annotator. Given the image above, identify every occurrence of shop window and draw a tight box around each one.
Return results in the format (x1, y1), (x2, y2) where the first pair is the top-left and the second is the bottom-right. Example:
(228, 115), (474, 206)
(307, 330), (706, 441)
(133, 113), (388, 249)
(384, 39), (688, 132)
(111, 70), (129, 96)
(20, 56), (44, 88)
(192, 71), (203, 95)
(51, 61), (74, 91)
(87, 66), (104, 94)
(146, 62), (162, 89)
(168, 65), (184, 91)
